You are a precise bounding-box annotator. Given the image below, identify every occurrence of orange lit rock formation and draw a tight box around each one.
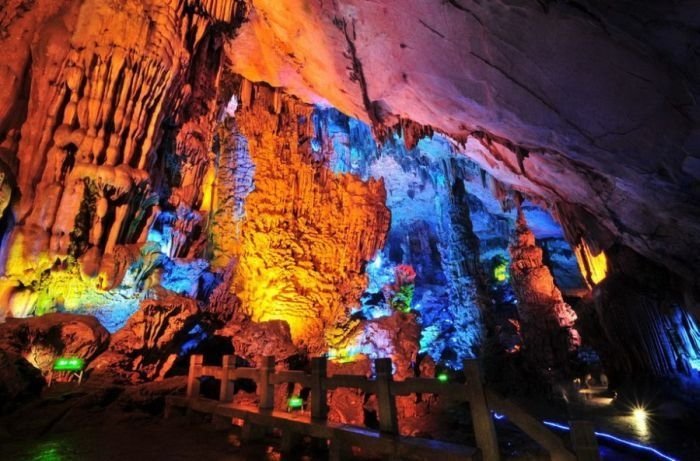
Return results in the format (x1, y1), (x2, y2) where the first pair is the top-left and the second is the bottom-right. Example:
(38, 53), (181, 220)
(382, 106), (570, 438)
(0, 0), (242, 317)
(231, 83), (390, 351)
(509, 211), (580, 372)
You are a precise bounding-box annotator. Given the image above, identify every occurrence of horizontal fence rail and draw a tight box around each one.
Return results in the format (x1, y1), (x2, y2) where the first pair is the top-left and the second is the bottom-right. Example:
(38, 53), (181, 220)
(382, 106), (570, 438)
(174, 354), (594, 461)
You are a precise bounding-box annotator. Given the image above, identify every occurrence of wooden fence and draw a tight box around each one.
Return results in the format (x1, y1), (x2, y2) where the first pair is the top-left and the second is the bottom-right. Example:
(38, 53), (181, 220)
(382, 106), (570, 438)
(166, 354), (599, 461)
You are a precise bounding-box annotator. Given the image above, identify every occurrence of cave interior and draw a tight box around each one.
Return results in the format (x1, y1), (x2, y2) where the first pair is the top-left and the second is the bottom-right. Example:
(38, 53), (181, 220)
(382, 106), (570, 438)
(1, 1), (700, 460)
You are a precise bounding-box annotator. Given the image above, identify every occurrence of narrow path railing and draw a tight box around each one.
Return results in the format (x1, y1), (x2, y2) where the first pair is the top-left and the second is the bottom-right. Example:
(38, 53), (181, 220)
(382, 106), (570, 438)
(181, 354), (596, 461)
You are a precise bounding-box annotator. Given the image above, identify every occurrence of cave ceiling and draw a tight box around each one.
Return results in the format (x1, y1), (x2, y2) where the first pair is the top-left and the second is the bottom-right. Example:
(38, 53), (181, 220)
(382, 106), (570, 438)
(225, 0), (700, 283)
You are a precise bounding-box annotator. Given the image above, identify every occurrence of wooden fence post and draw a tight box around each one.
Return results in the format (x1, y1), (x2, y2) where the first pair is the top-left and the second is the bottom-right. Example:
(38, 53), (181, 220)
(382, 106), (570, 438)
(374, 358), (399, 435)
(220, 354), (236, 402)
(259, 355), (275, 410)
(187, 354), (203, 399)
(311, 356), (328, 421)
(570, 420), (600, 461)
(463, 359), (500, 461)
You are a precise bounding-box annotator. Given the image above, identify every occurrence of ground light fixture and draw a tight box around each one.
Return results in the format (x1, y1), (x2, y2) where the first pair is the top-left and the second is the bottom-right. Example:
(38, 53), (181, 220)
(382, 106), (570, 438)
(287, 396), (304, 411)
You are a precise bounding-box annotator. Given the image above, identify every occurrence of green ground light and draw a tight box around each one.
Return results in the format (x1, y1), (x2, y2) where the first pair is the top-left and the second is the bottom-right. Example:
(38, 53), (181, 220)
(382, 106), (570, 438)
(287, 396), (304, 409)
(53, 357), (85, 372)
(437, 373), (449, 383)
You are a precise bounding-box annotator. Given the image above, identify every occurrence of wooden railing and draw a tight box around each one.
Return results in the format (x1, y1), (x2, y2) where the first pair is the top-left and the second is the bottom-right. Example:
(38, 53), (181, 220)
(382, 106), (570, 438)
(180, 354), (597, 461)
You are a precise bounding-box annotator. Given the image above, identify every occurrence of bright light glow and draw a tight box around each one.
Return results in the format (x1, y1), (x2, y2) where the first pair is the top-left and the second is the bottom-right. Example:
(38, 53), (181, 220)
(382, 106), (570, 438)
(371, 253), (382, 269)
(53, 357), (85, 372)
(690, 358), (700, 372)
(630, 404), (651, 441)
(632, 406), (648, 422)
(543, 420), (678, 461)
(287, 396), (304, 409)
(493, 263), (509, 282)
(327, 347), (359, 364)
(437, 373), (448, 383)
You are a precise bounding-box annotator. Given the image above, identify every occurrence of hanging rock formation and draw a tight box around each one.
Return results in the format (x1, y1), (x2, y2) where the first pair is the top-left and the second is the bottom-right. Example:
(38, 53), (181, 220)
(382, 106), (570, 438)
(0, 0), (244, 319)
(509, 211), (580, 373)
(230, 82), (391, 351)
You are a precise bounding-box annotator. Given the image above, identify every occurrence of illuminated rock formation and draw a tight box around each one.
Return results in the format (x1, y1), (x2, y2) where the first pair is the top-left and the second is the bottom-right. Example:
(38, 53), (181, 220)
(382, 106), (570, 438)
(90, 293), (199, 382)
(0, 0), (240, 325)
(230, 83), (390, 351)
(0, 312), (108, 406)
(583, 246), (700, 385)
(0, 313), (109, 373)
(215, 318), (298, 366)
(509, 211), (580, 372)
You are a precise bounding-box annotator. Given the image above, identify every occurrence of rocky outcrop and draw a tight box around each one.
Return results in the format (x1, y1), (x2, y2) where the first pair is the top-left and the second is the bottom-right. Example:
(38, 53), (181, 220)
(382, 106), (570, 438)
(0, 313), (109, 373)
(0, 349), (44, 413)
(584, 246), (700, 386)
(215, 318), (299, 366)
(509, 212), (580, 373)
(0, 312), (108, 409)
(0, 0), (244, 319)
(90, 294), (199, 382)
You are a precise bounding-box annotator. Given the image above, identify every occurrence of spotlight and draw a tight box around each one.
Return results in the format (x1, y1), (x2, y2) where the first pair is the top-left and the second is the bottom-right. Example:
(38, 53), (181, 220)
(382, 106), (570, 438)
(632, 406), (648, 421)
(437, 372), (449, 383)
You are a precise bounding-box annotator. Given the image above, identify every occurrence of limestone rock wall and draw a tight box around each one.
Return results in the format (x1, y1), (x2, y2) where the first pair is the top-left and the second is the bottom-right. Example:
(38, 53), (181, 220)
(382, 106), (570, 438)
(230, 82), (391, 351)
(228, 0), (700, 284)
(0, 0), (242, 319)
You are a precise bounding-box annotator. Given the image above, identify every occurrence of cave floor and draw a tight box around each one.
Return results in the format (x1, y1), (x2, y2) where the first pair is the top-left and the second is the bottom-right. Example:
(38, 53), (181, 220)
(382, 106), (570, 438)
(1, 417), (254, 461)
(1, 380), (697, 461)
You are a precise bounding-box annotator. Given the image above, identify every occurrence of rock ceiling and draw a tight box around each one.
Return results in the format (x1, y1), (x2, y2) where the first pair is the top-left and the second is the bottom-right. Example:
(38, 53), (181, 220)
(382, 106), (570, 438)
(226, 0), (700, 283)
(0, 0), (699, 284)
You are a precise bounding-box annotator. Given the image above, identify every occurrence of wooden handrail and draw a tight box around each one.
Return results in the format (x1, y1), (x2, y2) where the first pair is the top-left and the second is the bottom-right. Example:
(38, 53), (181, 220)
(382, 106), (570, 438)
(485, 390), (577, 461)
(185, 354), (593, 461)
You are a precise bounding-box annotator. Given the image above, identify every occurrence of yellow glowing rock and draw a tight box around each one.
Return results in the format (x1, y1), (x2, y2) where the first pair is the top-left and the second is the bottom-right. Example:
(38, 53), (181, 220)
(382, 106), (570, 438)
(231, 85), (390, 351)
(575, 240), (608, 287)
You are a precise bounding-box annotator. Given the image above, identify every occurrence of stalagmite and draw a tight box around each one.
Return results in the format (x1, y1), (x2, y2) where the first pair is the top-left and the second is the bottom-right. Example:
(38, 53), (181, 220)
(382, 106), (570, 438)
(509, 210), (580, 374)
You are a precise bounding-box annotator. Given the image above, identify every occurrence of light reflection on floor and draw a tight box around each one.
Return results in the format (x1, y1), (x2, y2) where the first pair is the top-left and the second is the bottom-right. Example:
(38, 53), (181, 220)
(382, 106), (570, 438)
(29, 443), (68, 461)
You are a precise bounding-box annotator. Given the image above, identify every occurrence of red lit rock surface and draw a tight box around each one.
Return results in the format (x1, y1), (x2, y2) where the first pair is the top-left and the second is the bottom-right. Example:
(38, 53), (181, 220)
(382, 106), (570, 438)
(509, 212), (580, 371)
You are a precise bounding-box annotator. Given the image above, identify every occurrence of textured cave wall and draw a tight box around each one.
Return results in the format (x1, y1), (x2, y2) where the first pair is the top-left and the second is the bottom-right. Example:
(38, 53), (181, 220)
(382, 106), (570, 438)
(227, 0), (700, 285)
(314, 109), (489, 366)
(0, 0), (244, 320)
(577, 245), (700, 386)
(228, 82), (390, 351)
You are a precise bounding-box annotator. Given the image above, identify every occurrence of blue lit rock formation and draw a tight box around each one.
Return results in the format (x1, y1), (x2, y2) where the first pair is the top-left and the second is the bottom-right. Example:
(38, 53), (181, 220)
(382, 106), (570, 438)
(315, 110), (485, 367)
(312, 107), (593, 370)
